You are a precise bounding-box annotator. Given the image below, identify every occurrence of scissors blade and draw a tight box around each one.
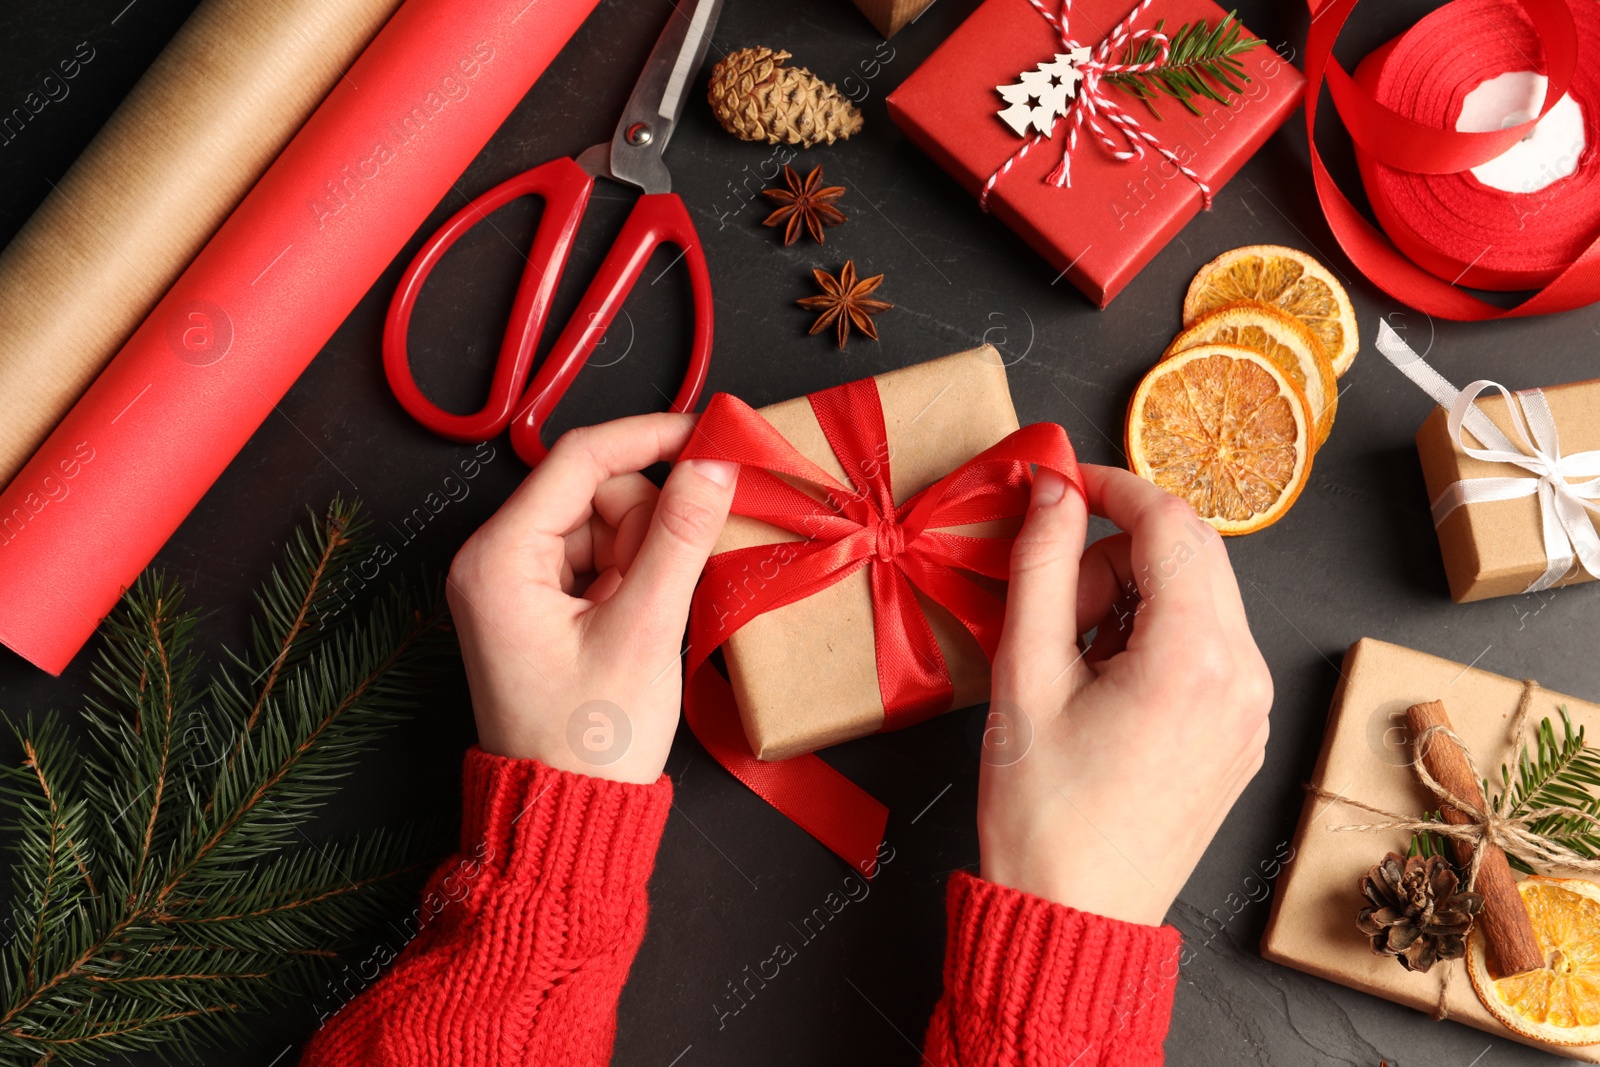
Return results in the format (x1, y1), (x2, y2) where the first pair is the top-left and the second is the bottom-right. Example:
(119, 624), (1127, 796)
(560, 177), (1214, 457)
(648, 0), (724, 134)
(596, 0), (725, 194)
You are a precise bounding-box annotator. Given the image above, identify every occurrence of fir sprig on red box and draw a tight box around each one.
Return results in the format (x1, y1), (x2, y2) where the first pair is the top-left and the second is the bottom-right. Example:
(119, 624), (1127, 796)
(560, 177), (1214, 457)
(887, 0), (1304, 306)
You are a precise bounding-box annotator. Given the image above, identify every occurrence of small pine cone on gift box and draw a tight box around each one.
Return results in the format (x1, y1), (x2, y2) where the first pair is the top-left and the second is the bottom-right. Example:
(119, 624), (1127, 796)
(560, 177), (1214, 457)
(1357, 852), (1483, 973)
(707, 47), (863, 148)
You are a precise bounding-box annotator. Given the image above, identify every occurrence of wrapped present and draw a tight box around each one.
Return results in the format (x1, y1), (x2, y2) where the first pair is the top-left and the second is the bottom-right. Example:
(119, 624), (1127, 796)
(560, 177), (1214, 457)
(678, 346), (1081, 871)
(885, 0), (1303, 306)
(1378, 322), (1600, 603)
(850, 0), (938, 38)
(712, 347), (1020, 762)
(1263, 636), (1600, 1060)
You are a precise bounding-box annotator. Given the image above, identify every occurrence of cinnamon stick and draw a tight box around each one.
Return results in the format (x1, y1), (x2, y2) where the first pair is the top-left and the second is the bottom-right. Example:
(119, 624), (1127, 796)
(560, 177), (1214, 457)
(1407, 700), (1545, 978)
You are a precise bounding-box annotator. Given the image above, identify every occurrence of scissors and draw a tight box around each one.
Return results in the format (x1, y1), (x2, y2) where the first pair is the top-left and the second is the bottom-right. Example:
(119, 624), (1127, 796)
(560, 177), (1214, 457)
(384, 0), (723, 464)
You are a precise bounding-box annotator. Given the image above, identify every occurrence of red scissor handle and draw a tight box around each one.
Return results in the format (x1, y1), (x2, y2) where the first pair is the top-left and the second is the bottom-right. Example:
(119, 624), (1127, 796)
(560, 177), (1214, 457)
(508, 191), (713, 464)
(384, 156), (714, 465)
(384, 158), (594, 442)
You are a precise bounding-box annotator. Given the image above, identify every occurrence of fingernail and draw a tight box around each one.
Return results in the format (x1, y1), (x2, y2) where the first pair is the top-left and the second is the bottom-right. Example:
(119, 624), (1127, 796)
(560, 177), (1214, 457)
(688, 458), (736, 488)
(1032, 469), (1067, 507)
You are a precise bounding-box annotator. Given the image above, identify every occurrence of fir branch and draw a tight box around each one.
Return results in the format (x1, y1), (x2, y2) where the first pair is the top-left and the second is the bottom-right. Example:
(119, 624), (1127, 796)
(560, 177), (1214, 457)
(239, 500), (363, 733)
(1405, 810), (1449, 861)
(0, 716), (97, 1011)
(163, 860), (430, 927)
(0, 499), (454, 1064)
(131, 590), (181, 898)
(204, 499), (368, 811)
(1104, 12), (1260, 119)
(77, 577), (208, 911)
(173, 587), (450, 894)
(1493, 705), (1600, 873)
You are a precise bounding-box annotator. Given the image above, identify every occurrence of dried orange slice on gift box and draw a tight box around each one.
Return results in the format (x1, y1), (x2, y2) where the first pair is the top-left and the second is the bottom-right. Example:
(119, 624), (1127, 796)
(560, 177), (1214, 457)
(1124, 344), (1313, 536)
(1468, 876), (1600, 1047)
(1182, 245), (1360, 378)
(1165, 300), (1339, 450)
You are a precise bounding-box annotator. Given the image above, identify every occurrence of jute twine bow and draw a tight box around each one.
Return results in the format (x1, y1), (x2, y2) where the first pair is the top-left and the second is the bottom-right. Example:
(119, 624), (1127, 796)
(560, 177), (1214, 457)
(1306, 680), (1600, 1019)
(979, 0), (1214, 212)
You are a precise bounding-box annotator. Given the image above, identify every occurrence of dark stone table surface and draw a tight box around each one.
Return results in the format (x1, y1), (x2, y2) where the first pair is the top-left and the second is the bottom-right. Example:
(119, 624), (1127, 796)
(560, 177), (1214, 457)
(0, 0), (1595, 1063)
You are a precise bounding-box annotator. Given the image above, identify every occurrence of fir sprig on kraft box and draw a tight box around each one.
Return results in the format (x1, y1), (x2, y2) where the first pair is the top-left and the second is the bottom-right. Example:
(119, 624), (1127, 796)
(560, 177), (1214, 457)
(1410, 706), (1600, 875)
(0, 498), (454, 1063)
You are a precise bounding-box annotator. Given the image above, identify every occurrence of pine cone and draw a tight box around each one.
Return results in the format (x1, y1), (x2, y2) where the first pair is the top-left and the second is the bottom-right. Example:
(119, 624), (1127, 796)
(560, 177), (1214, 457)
(1357, 852), (1483, 973)
(707, 47), (864, 148)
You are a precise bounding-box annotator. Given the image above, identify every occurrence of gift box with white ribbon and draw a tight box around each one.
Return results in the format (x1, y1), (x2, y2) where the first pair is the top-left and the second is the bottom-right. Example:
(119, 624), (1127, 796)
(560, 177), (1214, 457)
(1378, 322), (1600, 603)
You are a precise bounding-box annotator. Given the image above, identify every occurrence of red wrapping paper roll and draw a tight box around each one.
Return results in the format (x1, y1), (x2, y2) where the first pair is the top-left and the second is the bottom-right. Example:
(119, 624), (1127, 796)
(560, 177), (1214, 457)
(1354, 0), (1600, 291)
(0, 0), (600, 674)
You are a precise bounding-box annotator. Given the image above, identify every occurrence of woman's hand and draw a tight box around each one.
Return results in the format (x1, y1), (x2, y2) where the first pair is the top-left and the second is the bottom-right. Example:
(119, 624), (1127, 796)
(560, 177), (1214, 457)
(978, 464), (1273, 926)
(446, 414), (737, 785)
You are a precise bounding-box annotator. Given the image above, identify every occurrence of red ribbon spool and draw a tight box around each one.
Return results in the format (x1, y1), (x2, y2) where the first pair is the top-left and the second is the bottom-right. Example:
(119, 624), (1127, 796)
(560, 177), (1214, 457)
(1355, 0), (1600, 292)
(1304, 0), (1600, 319)
(678, 378), (1082, 876)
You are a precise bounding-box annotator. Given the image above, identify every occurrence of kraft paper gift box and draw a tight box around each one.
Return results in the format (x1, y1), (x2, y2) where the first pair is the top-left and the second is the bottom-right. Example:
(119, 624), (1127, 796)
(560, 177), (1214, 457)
(1415, 378), (1600, 602)
(886, 0), (1303, 306)
(715, 345), (1019, 762)
(1262, 637), (1600, 1061)
(850, 0), (938, 38)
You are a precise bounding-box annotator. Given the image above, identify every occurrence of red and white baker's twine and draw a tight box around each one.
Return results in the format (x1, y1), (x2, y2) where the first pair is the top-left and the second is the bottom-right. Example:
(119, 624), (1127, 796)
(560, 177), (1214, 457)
(979, 0), (1214, 211)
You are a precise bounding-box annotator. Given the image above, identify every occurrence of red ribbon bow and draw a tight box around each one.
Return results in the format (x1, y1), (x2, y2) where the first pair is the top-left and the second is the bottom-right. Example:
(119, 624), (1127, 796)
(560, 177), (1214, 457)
(679, 376), (1083, 875)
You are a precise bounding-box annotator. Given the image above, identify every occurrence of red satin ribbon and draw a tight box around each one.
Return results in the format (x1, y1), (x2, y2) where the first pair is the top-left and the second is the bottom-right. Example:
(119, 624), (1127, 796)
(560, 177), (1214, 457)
(1352, 0), (1600, 293)
(678, 377), (1083, 875)
(1305, 0), (1600, 319)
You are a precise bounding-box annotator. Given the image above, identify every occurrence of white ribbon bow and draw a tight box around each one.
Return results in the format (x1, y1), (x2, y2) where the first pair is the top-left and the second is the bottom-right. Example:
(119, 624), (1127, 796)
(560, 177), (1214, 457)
(1375, 321), (1600, 593)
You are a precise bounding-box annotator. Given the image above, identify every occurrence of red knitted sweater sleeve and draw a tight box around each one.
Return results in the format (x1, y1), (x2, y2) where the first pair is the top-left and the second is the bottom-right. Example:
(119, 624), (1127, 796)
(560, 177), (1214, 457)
(924, 871), (1182, 1066)
(299, 749), (1179, 1066)
(299, 747), (672, 1067)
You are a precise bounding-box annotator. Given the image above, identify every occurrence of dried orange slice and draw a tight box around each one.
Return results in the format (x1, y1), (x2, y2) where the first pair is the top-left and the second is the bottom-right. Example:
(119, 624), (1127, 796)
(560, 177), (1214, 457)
(1166, 300), (1338, 449)
(1469, 876), (1600, 1046)
(1182, 245), (1359, 378)
(1125, 345), (1312, 535)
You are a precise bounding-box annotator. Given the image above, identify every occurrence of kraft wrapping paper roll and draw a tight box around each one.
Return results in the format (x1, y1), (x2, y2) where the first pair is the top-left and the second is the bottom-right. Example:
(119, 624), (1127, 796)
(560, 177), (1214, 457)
(0, 0), (403, 488)
(0, 0), (601, 674)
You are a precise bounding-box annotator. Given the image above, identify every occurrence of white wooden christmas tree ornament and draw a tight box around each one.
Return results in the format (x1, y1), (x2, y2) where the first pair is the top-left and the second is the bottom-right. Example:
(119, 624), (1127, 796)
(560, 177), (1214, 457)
(996, 48), (1092, 138)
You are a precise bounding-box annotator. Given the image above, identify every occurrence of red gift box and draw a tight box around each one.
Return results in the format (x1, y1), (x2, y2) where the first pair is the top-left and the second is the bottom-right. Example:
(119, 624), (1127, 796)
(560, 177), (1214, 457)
(886, 0), (1304, 306)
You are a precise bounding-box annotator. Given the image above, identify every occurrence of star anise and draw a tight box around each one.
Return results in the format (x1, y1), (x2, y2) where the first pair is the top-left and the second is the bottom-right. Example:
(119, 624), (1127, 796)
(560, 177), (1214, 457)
(797, 261), (892, 349)
(762, 164), (847, 245)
